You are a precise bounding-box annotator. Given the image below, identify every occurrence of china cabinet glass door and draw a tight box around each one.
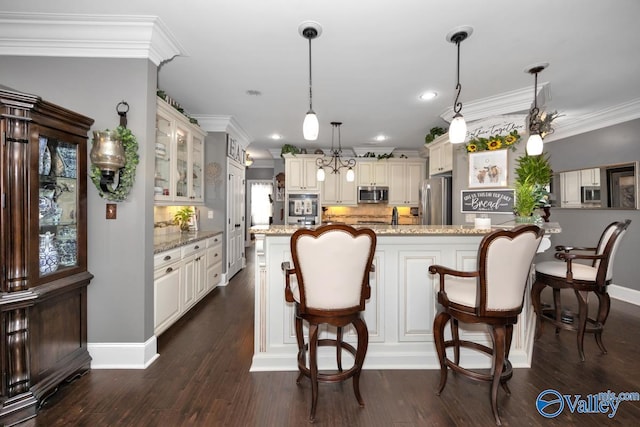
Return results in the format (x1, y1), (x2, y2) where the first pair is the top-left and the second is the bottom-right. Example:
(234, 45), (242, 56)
(155, 112), (172, 200)
(38, 136), (79, 277)
(191, 134), (204, 200)
(175, 125), (189, 201)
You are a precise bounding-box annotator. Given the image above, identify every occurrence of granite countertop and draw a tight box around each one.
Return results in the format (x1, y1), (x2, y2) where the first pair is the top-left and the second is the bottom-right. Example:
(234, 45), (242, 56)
(154, 229), (223, 254)
(250, 222), (561, 236)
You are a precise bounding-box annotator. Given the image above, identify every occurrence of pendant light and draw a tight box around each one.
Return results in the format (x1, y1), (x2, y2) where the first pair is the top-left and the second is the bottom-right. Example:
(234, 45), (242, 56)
(525, 64), (548, 156)
(299, 22), (322, 141)
(446, 27), (473, 144)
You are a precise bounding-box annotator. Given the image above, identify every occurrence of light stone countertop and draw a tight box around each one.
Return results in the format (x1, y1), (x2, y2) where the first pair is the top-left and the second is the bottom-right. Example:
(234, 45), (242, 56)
(250, 222), (561, 236)
(154, 229), (223, 254)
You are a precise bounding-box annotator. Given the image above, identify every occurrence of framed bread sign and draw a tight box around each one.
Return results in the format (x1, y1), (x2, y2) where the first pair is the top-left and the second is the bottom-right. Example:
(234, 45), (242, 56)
(461, 189), (515, 214)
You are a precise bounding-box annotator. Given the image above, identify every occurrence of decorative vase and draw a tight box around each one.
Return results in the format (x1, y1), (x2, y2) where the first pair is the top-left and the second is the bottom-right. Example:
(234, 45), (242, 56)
(39, 232), (59, 274)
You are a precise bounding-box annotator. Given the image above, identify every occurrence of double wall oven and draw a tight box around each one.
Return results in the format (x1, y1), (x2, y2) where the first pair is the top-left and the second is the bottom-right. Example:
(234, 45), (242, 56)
(286, 193), (320, 225)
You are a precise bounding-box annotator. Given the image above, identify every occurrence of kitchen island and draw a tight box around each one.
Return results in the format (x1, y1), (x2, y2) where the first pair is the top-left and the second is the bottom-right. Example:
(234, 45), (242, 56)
(250, 223), (560, 372)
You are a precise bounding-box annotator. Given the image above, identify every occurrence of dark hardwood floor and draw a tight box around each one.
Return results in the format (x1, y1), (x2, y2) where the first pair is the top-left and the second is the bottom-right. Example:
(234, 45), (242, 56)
(20, 245), (640, 426)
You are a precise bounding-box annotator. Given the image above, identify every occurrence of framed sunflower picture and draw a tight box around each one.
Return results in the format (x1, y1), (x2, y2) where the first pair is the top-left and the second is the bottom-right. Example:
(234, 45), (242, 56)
(468, 149), (508, 188)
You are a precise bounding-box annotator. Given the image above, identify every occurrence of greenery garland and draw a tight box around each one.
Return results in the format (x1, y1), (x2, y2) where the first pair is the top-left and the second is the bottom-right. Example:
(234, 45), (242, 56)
(90, 126), (139, 202)
(465, 130), (521, 153)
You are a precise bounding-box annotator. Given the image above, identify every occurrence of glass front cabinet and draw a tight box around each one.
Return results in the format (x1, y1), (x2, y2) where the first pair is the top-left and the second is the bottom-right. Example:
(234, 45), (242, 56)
(0, 86), (93, 424)
(155, 97), (206, 205)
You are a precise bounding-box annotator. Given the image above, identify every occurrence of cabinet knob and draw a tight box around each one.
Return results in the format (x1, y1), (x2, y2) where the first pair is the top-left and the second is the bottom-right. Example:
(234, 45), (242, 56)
(163, 255), (172, 261)
(194, 245), (200, 250)
(166, 267), (173, 273)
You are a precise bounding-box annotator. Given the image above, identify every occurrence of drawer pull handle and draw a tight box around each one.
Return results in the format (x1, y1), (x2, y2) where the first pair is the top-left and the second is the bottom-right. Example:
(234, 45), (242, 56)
(166, 267), (173, 273)
(163, 255), (172, 261)
(194, 245), (200, 250)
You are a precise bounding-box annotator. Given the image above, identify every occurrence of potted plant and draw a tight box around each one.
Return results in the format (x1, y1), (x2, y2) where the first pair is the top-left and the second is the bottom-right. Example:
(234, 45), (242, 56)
(513, 153), (552, 221)
(280, 144), (300, 157)
(424, 126), (446, 144)
(174, 206), (194, 232)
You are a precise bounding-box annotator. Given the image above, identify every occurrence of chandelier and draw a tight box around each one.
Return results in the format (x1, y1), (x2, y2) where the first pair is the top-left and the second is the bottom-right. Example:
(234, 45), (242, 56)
(316, 122), (356, 182)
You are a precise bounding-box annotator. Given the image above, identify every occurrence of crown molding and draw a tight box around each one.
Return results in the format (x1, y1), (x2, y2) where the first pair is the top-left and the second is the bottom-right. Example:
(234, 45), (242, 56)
(193, 114), (253, 144)
(0, 12), (184, 66)
(439, 83), (549, 123)
(544, 98), (640, 142)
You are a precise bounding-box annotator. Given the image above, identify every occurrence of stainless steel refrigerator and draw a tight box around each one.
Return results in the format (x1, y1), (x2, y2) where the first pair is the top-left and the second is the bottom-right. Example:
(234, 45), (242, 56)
(419, 177), (452, 225)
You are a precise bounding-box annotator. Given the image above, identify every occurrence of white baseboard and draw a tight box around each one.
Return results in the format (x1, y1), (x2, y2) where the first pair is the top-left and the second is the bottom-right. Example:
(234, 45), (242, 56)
(609, 284), (640, 306)
(88, 336), (159, 369)
(86, 285), (637, 370)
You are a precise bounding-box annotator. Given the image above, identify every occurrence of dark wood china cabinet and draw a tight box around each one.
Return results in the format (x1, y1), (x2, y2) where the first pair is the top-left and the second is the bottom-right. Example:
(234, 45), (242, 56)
(0, 86), (93, 425)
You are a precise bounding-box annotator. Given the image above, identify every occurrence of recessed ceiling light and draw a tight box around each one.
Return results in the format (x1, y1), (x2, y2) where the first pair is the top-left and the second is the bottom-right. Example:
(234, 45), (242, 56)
(375, 135), (387, 142)
(270, 134), (282, 140)
(419, 91), (438, 101)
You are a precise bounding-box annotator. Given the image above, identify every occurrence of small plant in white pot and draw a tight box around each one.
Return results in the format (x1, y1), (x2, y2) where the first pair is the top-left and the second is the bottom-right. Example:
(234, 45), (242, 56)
(174, 207), (194, 232)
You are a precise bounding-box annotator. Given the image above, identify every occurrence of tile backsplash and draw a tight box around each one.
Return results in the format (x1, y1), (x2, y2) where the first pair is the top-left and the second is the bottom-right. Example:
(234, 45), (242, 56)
(322, 205), (419, 225)
(154, 205), (199, 235)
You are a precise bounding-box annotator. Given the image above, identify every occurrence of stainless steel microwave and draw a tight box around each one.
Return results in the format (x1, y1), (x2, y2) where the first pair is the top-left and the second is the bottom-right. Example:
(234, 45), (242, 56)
(581, 186), (601, 204)
(358, 186), (389, 204)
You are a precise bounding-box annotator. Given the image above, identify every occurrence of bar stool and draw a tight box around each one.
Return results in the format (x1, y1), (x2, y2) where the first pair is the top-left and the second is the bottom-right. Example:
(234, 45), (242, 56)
(430, 225), (544, 425)
(281, 224), (376, 422)
(531, 219), (631, 361)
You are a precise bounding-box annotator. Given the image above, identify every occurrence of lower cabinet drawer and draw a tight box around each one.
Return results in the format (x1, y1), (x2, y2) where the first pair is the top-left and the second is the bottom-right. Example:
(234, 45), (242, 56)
(154, 248), (181, 270)
(207, 261), (223, 289)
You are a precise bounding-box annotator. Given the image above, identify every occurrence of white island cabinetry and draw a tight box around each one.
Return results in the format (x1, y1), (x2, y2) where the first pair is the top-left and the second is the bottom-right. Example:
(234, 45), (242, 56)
(250, 224), (558, 372)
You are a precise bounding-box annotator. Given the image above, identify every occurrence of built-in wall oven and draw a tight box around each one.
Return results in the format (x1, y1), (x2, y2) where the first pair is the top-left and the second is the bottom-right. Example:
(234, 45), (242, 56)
(287, 193), (320, 225)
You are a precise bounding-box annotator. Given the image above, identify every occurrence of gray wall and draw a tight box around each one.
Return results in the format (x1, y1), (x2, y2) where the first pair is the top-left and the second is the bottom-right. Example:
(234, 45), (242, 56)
(541, 119), (640, 290)
(450, 119), (639, 290)
(1, 56), (157, 343)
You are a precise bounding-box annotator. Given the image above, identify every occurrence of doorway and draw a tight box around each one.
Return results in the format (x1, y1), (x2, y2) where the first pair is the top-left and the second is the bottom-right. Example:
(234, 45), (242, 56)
(246, 180), (273, 244)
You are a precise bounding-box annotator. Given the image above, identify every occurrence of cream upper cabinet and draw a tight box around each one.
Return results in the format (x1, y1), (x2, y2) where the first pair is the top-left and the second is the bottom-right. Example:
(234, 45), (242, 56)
(428, 136), (453, 176)
(560, 170), (582, 207)
(155, 97), (206, 205)
(580, 168), (601, 186)
(285, 155), (320, 191)
(321, 171), (357, 206)
(388, 160), (426, 206)
(356, 160), (388, 186)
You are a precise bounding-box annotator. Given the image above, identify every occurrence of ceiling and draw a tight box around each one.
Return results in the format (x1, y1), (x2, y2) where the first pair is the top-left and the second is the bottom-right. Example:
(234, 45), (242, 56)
(3, 1), (640, 162)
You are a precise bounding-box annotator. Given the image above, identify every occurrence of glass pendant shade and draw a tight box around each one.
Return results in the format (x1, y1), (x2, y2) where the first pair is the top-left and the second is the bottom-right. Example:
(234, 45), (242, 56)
(346, 167), (355, 182)
(526, 133), (544, 156)
(303, 111), (319, 141)
(449, 113), (467, 144)
(316, 166), (325, 182)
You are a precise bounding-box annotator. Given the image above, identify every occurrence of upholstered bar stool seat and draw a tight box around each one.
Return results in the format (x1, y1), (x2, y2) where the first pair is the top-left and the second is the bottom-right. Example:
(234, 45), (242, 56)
(282, 224), (376, 422)
(430, 225), (544, 426)
(531, 219), (631, 361)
